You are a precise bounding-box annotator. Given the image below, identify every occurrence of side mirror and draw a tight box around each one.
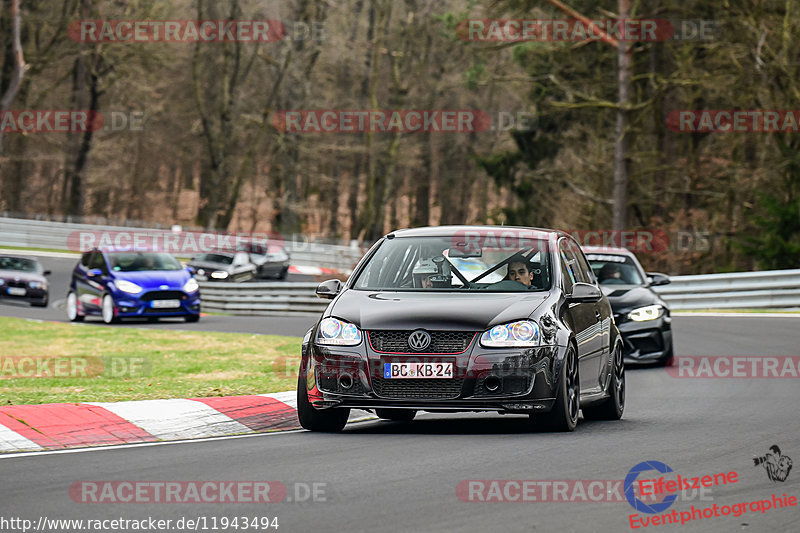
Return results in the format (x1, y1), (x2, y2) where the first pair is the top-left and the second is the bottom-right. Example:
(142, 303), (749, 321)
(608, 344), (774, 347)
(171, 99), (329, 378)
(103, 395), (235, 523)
(316, 279), (342, 300)
(87, 268), (103, 277)
(567, 282), (602, 303)
(43, 270), (51, 276)
(647, 272), (670, 286)
(186, 266), (196, 275)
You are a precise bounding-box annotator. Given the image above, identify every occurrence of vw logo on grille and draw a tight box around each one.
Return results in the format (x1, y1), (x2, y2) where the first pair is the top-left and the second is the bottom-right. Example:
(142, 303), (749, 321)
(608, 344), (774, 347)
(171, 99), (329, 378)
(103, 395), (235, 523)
(408, 329), (432, 351)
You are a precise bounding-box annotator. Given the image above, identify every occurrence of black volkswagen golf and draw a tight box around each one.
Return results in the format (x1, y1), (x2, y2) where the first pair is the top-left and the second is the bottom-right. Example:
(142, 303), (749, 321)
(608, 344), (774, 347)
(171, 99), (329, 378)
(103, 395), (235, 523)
(297, 226), (625, 433)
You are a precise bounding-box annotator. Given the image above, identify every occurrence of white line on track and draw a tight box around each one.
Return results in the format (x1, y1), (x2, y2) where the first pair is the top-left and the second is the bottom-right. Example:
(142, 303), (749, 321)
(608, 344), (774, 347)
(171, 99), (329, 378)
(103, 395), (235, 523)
(672, 312), (800, 318)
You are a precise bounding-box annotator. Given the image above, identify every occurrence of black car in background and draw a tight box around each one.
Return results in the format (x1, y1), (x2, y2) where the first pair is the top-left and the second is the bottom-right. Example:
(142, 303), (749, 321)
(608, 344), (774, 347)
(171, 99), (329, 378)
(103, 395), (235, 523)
(297, 226), (626, 433)
(583, 246), (673, 366)
(187, 250), (257, 282)
(0, 255), (50, 307)
(237, 242), (290, 279)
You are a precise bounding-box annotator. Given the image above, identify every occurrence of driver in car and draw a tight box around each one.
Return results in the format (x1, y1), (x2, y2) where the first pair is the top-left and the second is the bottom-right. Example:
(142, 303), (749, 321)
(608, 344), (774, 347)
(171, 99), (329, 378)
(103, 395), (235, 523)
(506, 259), (534, 287)
(598, 263), (624, 284)
(413, 258), (438, 288)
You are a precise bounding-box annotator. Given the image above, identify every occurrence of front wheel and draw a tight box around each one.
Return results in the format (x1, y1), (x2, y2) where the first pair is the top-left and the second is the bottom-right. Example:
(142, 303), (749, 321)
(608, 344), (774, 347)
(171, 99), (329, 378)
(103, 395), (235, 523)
(297, 374), (349, 432)
(375, 409), (416, 422)
(184, 314), (200, 323)
(583, 344), (625, 421)
(101, 294), (119, 324)
(66, 292), (84, 322)
(531, 345), (579, 432)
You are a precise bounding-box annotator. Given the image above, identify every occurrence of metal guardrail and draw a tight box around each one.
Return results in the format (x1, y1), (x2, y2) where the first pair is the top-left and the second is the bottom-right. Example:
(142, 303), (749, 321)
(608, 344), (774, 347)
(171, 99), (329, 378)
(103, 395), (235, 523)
(200, 269), (800, 316)
(653, 269), (800, 310)
(0, 216), (364, 272)
(199, 281), (329, 316)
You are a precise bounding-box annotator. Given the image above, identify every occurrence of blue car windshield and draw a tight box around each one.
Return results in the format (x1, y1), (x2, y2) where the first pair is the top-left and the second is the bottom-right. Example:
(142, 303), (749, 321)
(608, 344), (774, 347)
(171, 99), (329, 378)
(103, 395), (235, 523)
(107, 252), (183, 272)
(352, 235), (552, 292)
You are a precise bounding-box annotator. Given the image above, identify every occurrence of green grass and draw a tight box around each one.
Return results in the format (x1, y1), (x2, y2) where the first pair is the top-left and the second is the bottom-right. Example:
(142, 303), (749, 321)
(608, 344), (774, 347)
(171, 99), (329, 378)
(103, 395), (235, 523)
(0, 316), (302, 405)
(0, 245), (79, 255)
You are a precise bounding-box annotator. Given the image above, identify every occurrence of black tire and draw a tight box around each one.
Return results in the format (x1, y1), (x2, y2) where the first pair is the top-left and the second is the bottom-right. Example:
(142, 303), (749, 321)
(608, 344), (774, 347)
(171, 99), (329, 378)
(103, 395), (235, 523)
(531, 344), (579, 432)
(184, 314), (200, 323)
(375, 409), (416, 422)
(147, 317), (159, 323)
(277, 267), (288, 280)
(583, 343), (625, 421)
(297, 374), (350, 432)
(66, 291), (85, 322)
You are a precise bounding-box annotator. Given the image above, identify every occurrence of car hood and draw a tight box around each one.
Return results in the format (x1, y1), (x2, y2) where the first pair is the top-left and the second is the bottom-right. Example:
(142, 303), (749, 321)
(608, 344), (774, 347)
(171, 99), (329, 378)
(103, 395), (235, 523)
(110, 270), (190, 290)
(330, 290), (550, 330)
(0, 269), (46, 283)
(600, 285), (664, 313)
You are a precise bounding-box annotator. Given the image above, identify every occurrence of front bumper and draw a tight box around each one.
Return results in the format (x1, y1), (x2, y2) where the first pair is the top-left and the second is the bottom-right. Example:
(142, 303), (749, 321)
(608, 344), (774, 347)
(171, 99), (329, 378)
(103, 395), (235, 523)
(304, 341), (563, 414)
(615, 314), (672, 364)
(0, 286), (48, 304)
(112, 290), (201, 318)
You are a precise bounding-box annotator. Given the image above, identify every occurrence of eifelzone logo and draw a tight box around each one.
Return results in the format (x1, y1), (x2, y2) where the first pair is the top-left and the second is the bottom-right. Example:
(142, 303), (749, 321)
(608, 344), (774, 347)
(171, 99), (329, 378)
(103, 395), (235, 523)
(407, 330), (432, 351)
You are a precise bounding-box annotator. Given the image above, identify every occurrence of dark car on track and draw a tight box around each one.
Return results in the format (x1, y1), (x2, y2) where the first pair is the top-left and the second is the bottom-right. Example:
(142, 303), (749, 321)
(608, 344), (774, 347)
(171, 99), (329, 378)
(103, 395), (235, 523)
(583, 246), (673, 366)
(187, 250), (257, 282)
(237, 242), (290, 279)
(66, 248), (201, 324)
(0, 255), (50, 307)
(297, 225), (626, 433)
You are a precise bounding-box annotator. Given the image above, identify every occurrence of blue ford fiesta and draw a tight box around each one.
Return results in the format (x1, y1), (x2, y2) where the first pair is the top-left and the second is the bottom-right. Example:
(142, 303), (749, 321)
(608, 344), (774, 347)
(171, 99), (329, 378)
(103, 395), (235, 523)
(66, 248), (201, 324)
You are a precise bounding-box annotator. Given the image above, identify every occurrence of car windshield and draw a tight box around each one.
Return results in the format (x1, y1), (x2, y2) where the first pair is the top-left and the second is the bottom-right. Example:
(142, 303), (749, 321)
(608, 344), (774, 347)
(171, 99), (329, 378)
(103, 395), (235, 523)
(352, 236), (552, 292)
(195, 253), (233, 265)
(586, 253), (645, 285)
(0, 256), (41, 273)
(107, 252), (183, 272)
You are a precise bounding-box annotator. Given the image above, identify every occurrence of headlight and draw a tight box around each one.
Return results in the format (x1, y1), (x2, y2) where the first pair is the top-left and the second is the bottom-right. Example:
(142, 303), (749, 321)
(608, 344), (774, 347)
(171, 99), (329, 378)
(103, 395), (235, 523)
(183, 278), (199, 293)
(628, 304), (664, 322)
(0, 279), (4, 285)
(114, 280), (143, 294)
(316, 317), (362, 346)
(480, 320), (540, 347)
(29, 281), (46, 289)
(210, 271), (229, 279)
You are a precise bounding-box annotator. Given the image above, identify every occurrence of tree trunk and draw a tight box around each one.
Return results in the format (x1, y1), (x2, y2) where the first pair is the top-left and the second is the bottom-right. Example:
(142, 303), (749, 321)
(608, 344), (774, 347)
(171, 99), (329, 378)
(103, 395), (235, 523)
(613, 0), (632, 230)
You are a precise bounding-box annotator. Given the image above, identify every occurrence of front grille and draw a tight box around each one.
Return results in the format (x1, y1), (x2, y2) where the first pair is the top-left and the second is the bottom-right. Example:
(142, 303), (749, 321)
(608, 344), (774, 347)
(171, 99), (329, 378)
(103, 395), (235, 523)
(140, 290), (186, 301)
(4, 280), (26, 289)
(368, 331), (475, 354)
(371, 377), (464, 399)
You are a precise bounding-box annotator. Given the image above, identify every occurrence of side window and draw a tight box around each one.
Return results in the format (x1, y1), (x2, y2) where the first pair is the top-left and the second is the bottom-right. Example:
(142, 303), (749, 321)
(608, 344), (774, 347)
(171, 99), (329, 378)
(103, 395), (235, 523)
(567, 241), (595, 284)
(80, 252), (92, 267)
(89, 252), (108, 273)
(558, 240), (576, 291)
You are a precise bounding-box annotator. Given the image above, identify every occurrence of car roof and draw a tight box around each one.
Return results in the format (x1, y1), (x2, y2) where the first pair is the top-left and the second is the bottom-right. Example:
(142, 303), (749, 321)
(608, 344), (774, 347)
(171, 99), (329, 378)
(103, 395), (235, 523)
(94, 246), (159, 253)
(389, 225), (564, 241)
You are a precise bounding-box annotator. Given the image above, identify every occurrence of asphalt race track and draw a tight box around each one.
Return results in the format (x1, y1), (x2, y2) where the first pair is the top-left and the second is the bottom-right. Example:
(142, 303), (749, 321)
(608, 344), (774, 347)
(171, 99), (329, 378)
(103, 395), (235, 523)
(1, 256), (799, 532)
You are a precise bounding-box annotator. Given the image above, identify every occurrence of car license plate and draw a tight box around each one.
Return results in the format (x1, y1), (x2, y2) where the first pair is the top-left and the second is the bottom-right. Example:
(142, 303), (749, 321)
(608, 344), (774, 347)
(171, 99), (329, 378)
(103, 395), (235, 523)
(384, 362), (453, 379)
(151, 299), (180, 309)
(7, 287), (26, 296)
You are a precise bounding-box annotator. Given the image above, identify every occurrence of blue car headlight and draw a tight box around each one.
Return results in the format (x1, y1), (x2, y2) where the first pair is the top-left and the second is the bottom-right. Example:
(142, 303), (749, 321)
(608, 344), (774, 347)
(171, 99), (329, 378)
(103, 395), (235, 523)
(114, 279), (143, 295)
(316, 317), (362, 346)
(628, 304), (664, 322)
(480, 320), (540, 347)
(183, 278), (199, 293)
(29, 281), (46, 289)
